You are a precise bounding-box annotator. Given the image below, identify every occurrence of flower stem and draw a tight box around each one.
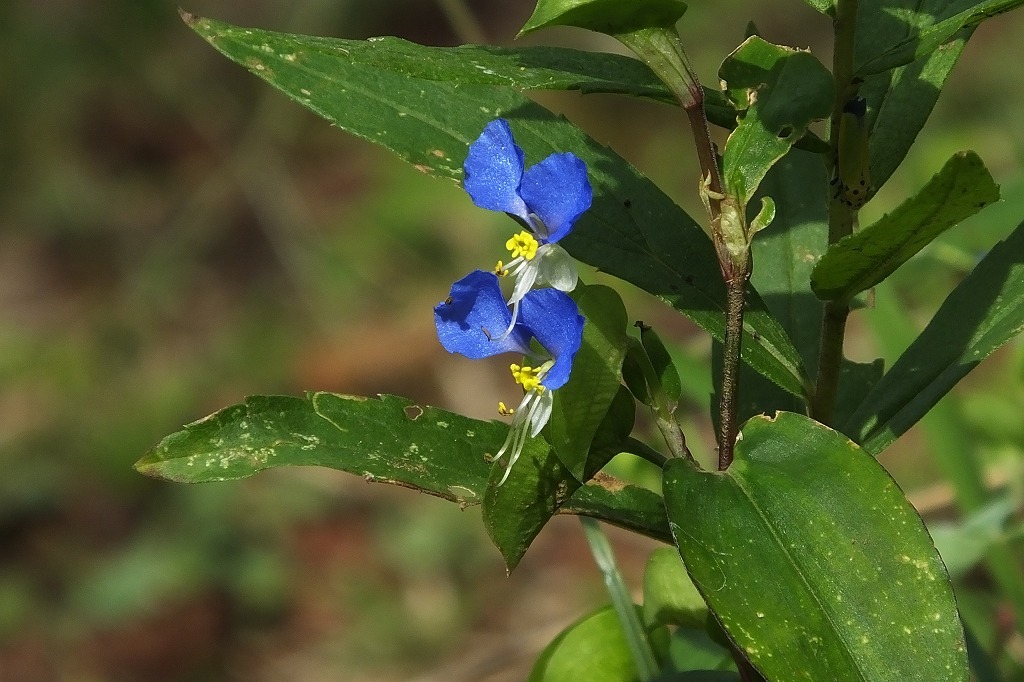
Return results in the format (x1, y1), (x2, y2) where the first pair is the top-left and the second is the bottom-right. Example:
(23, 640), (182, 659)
(812, 0), (859, 424)
(580, 517), (660, 681)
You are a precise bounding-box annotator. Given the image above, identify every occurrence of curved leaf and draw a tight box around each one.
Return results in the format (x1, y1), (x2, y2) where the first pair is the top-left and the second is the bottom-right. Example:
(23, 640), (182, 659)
(811, 151), (1000, 302)
(719, 37), (834, 202)
(484, 387), (635, 571)
(530, 605), (669, 682)
(664, 412), (966, 681)
(520, 0), (688, 36)
(549, 285), (630, 480)
(134, 392), (667, 540)
(856, 0), (1024, 76)
(844, 220), (1024, 455)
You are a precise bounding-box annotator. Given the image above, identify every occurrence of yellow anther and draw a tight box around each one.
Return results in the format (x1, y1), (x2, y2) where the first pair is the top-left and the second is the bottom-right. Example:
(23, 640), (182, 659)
(494, 260), (508, 276)
(505, 231), (539, 261)
(498, 402), (514, 416)
(510, 363), (544, 393)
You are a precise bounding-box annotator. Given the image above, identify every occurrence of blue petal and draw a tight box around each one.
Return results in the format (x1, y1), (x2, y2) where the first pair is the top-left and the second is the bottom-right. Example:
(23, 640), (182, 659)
(519, 152), (591, 243)
(434, 270), (531, 359)
(462, 120), (529, 221)
(518, 288), (584, 390)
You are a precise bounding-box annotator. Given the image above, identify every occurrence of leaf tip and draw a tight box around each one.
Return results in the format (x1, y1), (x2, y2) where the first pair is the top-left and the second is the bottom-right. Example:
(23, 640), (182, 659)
(177, 7), (199, 26)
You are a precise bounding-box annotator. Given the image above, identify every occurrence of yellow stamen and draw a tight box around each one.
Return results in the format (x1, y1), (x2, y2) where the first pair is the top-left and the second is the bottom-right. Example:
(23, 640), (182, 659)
(498, 402), (514, 416)
(505, 231), (539, 261)
(494, 260), (508, 276)
(510, 363), (544, 393)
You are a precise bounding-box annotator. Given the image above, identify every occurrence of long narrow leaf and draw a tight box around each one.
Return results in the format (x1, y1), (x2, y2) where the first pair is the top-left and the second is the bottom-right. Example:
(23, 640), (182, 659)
(845, 220), (1024, 454)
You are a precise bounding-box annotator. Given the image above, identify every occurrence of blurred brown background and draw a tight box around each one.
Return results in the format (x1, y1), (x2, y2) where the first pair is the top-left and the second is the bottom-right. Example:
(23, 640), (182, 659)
(2, 1), (1023, 679)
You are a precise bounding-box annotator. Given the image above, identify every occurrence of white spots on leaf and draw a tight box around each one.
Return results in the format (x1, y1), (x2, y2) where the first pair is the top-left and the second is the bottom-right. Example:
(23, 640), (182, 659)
(283, 53), (297, 62)
(436, 421), (449, 428)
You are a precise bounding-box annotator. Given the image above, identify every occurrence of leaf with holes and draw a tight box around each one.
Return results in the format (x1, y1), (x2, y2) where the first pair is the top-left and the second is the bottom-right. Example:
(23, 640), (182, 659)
(719, 37), (833, 203)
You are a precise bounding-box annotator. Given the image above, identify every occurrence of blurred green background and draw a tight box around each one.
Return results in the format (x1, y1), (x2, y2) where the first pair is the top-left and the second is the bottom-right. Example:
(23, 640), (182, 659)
(2, 1), (1023, 679)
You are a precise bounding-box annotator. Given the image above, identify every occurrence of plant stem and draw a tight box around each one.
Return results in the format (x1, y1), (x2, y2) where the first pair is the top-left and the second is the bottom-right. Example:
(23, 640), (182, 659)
(580, 518), (660, 681)
(616, 27), (747, 468)
(812, 0), (859, 424)
(718, 275), (747, 469)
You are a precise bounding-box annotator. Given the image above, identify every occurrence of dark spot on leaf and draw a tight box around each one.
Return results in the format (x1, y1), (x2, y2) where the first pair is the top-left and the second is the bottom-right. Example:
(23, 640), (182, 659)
(777, 125), (793, 139)
(623, 198), (632, 208)
(404, 405), (424, 421)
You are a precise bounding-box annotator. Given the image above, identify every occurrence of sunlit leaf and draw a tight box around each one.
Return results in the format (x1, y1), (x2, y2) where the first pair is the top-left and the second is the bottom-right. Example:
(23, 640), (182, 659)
(856, 0), (1024, 76)
(664, 412), (966, 681)
(844, 220), (1024, 455)
(719, 37), (833, 203)
(812, 151), (999, 301)
(519, 0), (688, 36)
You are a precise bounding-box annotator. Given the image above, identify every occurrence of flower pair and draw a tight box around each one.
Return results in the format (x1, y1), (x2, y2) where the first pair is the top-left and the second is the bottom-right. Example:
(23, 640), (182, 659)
(433, 120), (592, 483)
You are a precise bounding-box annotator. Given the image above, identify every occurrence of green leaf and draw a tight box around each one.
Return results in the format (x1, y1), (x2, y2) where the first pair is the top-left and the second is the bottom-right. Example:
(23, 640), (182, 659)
(183, 15), (811, 398)
(519, 0), (688, 36)
(719, 37), (834, 203)
(642, 547), (707, 630)
(811, 151), (1000, 302)
(549, 285), (630, 480)
(484, 387), (635, 571)
(530, 604), (669, 682)
(562, 474), (672, 543)
(856, 0), (1024, 76)
(640, 324), (683, 409)
(135, 393), (493, 498)
(844, 220), (1024, 455)
(855, 1), (978, 189)
(750, 148), (829, 372)
(134, 392), (663, 540)
(832, 358), (885, 433)
(664, 412), (966, 681)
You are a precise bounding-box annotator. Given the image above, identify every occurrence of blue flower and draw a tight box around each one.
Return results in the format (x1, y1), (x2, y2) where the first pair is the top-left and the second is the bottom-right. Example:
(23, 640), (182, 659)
(463, 119), (591, 331)
(435, 270), (585, 484)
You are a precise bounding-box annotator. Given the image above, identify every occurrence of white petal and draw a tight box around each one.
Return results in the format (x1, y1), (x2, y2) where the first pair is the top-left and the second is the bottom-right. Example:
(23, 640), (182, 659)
(528, 390), (554, 438)
(537, 244), (578, 292)
(509, 260), (540, 305)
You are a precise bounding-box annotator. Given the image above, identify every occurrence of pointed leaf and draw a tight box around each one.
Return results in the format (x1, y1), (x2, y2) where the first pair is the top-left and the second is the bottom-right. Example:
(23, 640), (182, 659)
(855, 1), (985, 189)
(483, 387), (635, 570)
(664, 412), (966, 682)
(812, 151), (999, 302)
(183, 15), (811, 398)
(856, 0), (1024, 76)
(845, 220), (1024, 455)
(519, 0), (688, 36)
(135, 392), (664, 539)
(719, 37), (834, 203)
(548, 285), (630, 480)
